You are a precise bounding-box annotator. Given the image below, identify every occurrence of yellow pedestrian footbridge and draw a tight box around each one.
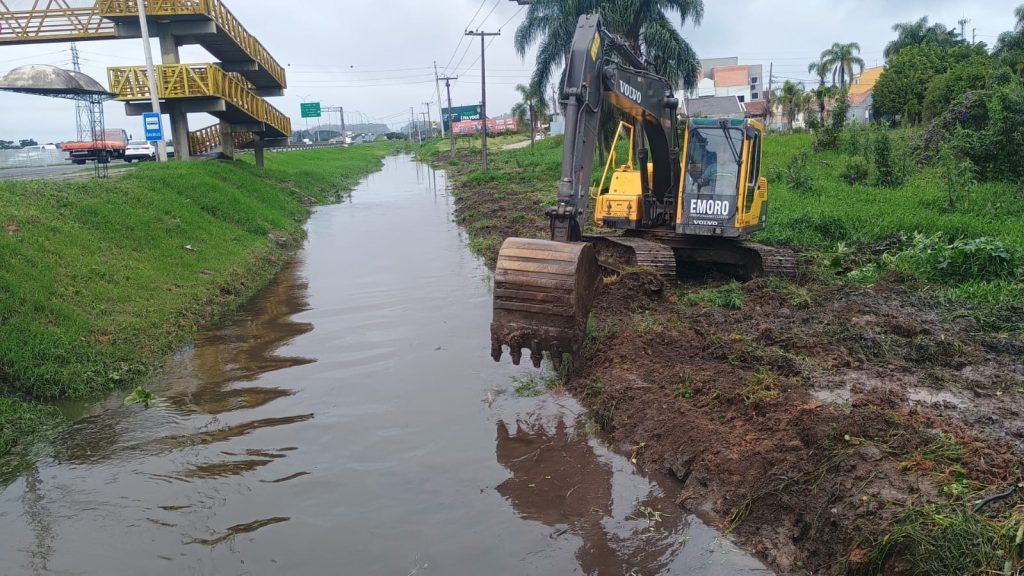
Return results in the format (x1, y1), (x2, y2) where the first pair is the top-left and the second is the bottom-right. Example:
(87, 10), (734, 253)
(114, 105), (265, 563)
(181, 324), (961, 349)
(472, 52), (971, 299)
(1, 1), (290, 160)
(96, 0), (285, 91)
(108, 63), (290, 138)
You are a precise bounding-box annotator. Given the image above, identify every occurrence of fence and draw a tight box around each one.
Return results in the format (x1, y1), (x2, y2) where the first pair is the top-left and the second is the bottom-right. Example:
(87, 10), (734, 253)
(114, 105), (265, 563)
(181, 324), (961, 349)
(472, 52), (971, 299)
(0, 149), (68, 168)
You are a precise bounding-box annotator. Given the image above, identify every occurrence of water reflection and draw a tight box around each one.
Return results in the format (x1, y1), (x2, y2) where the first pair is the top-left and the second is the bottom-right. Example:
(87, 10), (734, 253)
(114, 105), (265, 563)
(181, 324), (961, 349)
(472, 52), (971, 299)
(52, 261), (315, 467)
(496, 417), (681, 575)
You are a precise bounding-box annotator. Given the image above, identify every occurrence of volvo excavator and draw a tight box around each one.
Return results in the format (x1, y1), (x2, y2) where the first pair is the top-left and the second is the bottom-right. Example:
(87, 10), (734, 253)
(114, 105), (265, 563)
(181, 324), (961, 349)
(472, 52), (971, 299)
(490, 14), (796, 368)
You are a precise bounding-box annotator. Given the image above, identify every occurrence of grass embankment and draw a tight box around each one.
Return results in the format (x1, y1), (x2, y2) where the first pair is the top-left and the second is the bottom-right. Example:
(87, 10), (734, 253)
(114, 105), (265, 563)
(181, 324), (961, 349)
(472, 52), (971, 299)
(436, 133), (1024, 575)
(0, 146), (389, 475)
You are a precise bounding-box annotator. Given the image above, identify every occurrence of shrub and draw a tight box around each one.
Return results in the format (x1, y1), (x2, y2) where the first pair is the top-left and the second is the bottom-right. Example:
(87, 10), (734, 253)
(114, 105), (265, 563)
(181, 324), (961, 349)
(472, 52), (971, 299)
(841, 157), (871, 185)
(873, 131), (905, 188)
(887, 233), (1023, 284)
(780, 150), (816, 192)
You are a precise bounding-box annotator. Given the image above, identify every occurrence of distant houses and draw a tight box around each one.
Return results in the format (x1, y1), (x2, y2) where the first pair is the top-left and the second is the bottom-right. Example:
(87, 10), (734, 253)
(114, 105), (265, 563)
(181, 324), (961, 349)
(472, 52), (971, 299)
(682, 57), (768, 121)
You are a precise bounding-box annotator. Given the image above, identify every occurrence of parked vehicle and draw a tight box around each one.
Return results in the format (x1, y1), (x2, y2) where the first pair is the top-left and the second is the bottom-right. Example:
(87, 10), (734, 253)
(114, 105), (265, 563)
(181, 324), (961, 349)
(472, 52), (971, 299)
(63, 129), (129, 164)
(123, 141), (156, 162)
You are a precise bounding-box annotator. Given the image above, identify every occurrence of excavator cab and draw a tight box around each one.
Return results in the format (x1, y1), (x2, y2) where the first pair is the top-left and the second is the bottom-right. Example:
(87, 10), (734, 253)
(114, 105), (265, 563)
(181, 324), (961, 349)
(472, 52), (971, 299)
(678, 118), (768, 238)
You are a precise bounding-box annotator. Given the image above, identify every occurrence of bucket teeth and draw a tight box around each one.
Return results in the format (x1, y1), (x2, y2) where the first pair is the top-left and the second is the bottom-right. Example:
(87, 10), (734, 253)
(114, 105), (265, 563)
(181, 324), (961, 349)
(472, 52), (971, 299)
(530, 343), (543, 368)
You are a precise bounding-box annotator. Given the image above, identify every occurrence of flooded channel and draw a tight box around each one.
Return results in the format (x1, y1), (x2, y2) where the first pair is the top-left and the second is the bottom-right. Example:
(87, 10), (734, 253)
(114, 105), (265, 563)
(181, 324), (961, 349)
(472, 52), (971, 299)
(0, 156), (770, 575)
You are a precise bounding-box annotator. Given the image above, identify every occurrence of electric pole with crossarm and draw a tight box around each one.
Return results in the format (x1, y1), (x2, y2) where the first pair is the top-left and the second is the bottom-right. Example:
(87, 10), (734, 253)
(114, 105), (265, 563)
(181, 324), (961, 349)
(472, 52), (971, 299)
(465, 30), (500, 170)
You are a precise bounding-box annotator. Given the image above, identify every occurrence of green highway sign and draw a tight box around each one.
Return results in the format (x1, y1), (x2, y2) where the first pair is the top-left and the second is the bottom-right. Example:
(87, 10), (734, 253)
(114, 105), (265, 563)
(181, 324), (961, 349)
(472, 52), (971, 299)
(300, 102), (322, 118)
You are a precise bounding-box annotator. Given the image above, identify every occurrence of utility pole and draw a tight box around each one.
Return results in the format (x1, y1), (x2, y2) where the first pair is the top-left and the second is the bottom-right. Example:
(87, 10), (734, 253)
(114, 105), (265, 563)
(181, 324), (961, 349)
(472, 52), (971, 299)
(434, 61), (445, 138)
(411, 107), (421, 143)
(422, 102), (434, 137)
(465, 30), (500, 170)
(439, 75), (458, 154)
(766, 62), (774, 128)
(135, 0), (167, 162)
(972, 28), (977, 44)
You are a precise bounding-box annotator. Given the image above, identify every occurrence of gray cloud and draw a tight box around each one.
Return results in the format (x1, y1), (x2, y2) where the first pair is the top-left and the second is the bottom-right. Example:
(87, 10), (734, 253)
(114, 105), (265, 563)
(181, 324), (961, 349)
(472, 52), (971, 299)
(1, 0), (1020, 144)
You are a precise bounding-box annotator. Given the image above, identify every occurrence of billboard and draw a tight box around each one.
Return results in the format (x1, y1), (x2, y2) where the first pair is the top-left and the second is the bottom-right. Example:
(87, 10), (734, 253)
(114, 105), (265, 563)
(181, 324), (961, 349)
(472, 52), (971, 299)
(441, 105), (482, 130)
(452, 118), (518, 135)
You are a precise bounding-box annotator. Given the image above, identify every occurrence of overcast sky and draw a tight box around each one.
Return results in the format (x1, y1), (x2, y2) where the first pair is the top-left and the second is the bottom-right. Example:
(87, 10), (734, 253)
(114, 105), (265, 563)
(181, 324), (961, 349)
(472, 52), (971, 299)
(1, 0), (1021, 144)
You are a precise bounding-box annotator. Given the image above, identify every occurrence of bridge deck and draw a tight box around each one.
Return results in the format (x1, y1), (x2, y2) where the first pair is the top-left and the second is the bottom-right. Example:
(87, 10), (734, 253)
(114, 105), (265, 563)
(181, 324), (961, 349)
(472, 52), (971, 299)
(0, 1), (285, 90)
(108, 63), (290, 138)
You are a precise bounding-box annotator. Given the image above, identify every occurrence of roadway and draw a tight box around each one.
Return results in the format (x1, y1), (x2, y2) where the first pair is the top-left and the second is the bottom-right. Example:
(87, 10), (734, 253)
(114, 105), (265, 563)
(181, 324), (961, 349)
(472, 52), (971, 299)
(0, 162), (137, 181)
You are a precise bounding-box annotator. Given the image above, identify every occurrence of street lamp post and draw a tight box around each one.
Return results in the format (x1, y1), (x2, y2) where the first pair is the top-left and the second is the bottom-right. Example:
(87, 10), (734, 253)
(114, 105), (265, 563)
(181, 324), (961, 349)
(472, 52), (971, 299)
(136, 0), (167, 162)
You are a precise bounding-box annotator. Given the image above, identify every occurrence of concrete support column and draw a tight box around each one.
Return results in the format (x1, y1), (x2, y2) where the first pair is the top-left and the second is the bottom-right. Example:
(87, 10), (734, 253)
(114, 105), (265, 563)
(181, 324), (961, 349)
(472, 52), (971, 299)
(218, 122), (235, 160)
(158, 29), (191, 161)
(167, 103), (191, 161)
(253, 134), (265, 167)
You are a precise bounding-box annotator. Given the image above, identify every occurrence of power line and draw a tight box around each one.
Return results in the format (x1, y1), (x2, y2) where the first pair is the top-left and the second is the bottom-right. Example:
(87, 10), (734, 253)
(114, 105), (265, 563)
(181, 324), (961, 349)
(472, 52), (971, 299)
(441, 0), (491, 75)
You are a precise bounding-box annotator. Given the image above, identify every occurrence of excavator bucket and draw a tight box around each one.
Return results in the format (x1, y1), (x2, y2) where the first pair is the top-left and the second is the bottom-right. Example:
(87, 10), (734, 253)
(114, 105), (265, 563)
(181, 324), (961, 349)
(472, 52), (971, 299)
(490, 238), (601, 368)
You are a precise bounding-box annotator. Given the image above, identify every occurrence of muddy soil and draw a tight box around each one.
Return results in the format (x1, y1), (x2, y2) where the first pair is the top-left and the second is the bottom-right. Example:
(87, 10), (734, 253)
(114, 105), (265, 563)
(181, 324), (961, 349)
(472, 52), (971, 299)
(440, 150), (1024, 574)
(568, 272), (1024, 574)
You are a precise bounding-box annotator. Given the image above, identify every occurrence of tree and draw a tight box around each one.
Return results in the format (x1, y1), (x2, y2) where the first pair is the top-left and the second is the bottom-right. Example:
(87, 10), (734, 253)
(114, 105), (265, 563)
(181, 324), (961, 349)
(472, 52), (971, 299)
(995, 5), (1024, 78)
(873, 45), (945, 123)
(820, 42), (865, 90)
(776, 81), (811, 131)
(807, 59), (834, 125)
(884, 16), (964, 61)
(18, 139), (38, 148)
(514, 0), (703, 102)
(511, 83), (548, 148)
(921, 45), (1000, 119)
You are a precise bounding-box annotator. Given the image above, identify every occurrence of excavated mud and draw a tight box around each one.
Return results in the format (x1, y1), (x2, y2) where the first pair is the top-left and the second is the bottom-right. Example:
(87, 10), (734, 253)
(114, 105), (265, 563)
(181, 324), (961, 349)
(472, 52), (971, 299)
(564, 274), (1023, 573)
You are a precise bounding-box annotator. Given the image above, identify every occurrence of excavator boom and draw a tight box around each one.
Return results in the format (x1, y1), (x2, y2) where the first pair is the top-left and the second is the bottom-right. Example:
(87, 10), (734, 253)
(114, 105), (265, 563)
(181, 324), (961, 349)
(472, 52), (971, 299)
(490, 13), (794, 368)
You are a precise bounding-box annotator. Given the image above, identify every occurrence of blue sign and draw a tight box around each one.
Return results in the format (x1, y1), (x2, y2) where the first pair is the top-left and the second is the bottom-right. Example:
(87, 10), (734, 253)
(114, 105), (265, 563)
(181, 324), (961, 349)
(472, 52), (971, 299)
(143, 113), (163, 142)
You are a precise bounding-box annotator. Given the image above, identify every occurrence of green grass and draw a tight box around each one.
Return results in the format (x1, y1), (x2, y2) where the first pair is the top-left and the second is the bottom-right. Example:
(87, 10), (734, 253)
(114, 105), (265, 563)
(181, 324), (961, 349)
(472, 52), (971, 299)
(0, 145), (389, 469)
(863, 505), (1021, 576)
(677, 282), (746, 310)
(759, 132), (1024, 254)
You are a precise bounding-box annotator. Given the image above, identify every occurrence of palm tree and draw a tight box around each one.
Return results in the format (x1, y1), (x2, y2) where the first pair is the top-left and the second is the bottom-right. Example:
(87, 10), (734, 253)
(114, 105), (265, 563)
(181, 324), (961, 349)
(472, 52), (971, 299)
(884, 16), (964, 60)
(807, 59), (833, 125)
(600, 0), (704, 87)
(775, 81), (811, 131)
(820, 42), (865, 90)
(511, 83), (548, 147)
(995, 5), (1024, 77)
(514, 0), (704, 103)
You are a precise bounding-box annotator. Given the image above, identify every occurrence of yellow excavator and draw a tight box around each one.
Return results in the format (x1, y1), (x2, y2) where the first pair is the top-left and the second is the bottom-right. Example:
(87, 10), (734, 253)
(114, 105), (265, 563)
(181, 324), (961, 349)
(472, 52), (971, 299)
(490, 14), (795, 368)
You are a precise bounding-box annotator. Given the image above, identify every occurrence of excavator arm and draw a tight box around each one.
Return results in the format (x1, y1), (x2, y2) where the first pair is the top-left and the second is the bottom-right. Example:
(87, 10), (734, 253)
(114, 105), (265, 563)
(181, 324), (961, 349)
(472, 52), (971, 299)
(550, 14), (681, 242)
(491, 14), (681, 368)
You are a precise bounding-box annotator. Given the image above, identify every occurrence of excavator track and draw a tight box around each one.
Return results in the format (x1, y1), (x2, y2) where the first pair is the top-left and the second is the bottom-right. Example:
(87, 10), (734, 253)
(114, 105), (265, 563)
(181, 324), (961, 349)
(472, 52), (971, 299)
(737, 241), (800, 278)
(584, 235), (677, 279)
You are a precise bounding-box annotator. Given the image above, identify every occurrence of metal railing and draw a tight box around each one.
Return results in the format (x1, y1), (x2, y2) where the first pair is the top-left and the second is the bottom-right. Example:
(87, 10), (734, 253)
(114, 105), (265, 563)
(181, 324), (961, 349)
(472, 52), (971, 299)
(188, 122), (253, 156)
(107, 63), (291, 137)
(96, 0), (286, 88)
(0, 0), (115, 44)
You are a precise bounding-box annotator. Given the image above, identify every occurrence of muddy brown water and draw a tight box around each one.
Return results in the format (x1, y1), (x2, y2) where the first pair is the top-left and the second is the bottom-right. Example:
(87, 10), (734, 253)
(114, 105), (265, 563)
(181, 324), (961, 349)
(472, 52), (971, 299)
(0, 156), (771, 575)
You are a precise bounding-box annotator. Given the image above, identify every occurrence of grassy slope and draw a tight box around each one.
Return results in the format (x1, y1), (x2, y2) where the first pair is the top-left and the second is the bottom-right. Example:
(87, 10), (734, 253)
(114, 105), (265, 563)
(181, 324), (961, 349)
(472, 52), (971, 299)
(0, 146), (389, 466)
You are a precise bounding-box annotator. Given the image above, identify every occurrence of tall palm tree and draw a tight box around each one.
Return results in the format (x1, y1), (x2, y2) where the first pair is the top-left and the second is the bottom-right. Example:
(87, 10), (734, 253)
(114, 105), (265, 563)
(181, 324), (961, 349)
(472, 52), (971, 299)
(776, 81), (811, 131)
(514, 0), (704, 103)
(884, 16), (964, 60)
(511, 83), (548, 147)
(820, 42), (865, 90)
(807, 59), (832, 125)
(995, 5), (1024, 77)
